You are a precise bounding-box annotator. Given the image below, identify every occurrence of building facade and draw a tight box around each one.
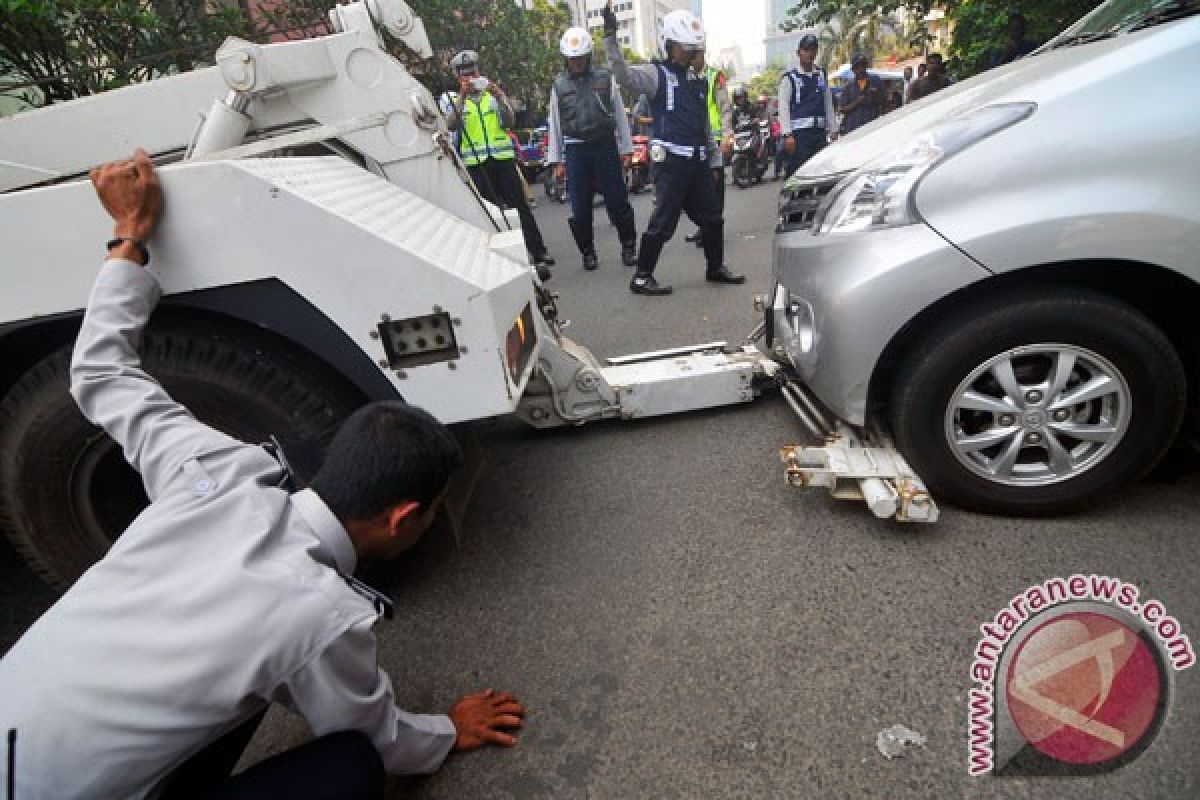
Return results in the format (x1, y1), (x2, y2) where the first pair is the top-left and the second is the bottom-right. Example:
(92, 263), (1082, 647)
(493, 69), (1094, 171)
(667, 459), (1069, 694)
(575, 0), (692, 58)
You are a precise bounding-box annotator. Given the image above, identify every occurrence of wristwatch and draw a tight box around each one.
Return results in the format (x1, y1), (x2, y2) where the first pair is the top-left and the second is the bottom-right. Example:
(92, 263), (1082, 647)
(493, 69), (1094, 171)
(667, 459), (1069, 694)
(106, 237), (150, 264)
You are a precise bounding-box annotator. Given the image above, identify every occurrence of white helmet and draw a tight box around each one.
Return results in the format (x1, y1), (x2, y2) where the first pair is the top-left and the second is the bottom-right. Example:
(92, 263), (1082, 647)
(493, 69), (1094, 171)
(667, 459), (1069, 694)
(559, 27), (592, 58)
(449, 49), (479, 74)
(659, 10), (705, 54)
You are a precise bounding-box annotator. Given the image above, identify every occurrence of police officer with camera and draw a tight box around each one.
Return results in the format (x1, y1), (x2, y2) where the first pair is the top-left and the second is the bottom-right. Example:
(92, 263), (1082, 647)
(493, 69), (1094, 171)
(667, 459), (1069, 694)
(443, 49), (554, 279)
(547, 27), (638, 271)
(778, 34), (837, 177)
(602, 2), (743, 296)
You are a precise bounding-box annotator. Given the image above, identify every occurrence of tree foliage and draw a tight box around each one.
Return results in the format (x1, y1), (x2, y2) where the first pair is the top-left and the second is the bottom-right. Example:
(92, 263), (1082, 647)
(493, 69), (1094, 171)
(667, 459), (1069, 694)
(1, 0), (574, 115)
(746, 63), (785, 101)
(784, 1), (1097, 77)
(0, 0), (255, 106)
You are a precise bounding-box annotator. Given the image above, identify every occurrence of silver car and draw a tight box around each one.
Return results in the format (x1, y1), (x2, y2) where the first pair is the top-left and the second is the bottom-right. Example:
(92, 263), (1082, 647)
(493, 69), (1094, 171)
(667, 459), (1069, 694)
(771, 0), (1200, 515)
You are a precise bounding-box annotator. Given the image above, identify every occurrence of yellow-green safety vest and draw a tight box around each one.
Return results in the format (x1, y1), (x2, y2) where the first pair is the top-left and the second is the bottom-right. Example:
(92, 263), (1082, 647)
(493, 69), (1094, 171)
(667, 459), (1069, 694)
(706, 67), (723, 137)
(458, 91), (515, 166)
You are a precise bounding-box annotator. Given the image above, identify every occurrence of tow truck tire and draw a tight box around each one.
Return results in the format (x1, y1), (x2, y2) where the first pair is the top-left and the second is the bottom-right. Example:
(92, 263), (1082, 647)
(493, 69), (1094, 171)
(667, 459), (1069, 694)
(889, 288), (1186, 516)
(0, 323), (362, 589)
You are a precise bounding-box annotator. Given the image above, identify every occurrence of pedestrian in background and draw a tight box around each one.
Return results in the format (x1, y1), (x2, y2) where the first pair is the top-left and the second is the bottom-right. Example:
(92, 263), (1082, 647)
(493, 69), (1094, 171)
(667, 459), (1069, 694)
(443, 49), (555, 279)
(906, 52), (952, 103)
(778, 34), (837, 177)
(838, 53), (884, 135)
(990, 13), (1037, 68)
(603, 3), (745, 295)
(546, 26), (638, 271)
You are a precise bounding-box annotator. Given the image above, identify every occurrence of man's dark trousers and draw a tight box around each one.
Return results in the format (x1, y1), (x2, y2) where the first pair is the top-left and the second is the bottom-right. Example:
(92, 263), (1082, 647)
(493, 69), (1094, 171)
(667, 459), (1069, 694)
(468, 157), (548, 259)
(160, 711), (385, 799)
(637, 153), (723, 275)
(787, 128), (828, 175)
(565, 136), (636, 253)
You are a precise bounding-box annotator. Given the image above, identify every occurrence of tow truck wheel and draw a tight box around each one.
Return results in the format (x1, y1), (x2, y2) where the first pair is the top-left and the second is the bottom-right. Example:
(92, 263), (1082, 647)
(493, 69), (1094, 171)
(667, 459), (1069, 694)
(889, 288), (1186, 516)
(0, 322), (361, 589)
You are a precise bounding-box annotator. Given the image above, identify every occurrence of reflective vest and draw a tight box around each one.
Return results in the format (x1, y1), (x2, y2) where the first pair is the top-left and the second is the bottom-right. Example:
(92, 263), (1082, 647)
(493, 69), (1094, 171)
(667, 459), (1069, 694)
(457, 91), (515, 166)
(706, 67), (723, 137)
(785, 67), (828, 130)
(650, 61), (709, 150)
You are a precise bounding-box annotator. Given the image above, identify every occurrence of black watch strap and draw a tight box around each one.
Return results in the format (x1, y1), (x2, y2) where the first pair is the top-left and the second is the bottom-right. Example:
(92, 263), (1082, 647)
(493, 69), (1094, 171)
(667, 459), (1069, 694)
(106, 237), (149, 264)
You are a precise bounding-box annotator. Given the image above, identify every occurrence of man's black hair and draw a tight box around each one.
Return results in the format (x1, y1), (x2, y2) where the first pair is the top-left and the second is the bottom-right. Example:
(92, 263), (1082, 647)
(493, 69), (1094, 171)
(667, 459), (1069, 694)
(311, 402), (463, 522)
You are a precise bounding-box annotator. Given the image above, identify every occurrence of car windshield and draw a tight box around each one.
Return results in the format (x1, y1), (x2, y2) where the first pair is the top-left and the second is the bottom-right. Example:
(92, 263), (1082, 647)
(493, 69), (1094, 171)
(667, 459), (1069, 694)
(1046, 0), (1200, 47)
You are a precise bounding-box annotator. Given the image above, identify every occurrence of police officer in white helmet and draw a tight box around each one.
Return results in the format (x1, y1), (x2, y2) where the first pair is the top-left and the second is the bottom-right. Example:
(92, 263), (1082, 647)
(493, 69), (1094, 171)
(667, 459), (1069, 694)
(546, 27), (638, 271)
(601, 2), (744, 295)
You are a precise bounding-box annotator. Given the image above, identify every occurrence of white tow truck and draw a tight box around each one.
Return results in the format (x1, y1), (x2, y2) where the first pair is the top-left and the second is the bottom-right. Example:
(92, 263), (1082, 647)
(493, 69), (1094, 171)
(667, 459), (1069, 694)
(0, 0), (935, 588)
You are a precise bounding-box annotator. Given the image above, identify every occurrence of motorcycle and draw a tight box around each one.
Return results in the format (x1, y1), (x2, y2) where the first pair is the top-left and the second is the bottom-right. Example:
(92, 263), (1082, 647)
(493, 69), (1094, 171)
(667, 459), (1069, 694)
(730, 117), (771, 188)
(626, 134), (650, 194)
(519, 126), (547, 184)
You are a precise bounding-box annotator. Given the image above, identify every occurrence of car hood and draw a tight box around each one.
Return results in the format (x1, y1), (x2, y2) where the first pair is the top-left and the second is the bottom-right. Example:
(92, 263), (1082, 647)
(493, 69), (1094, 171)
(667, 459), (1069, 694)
(795, 21), (1190, 178)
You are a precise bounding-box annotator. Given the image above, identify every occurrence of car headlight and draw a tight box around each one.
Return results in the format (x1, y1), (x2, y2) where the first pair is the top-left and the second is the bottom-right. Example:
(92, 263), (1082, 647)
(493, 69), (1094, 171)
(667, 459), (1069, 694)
(816, 103), (1035, 235)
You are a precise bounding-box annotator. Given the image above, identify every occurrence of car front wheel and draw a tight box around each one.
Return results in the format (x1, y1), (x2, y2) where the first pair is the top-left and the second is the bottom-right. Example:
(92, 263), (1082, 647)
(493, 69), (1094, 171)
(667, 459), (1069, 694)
(889, 288), (1186, 516)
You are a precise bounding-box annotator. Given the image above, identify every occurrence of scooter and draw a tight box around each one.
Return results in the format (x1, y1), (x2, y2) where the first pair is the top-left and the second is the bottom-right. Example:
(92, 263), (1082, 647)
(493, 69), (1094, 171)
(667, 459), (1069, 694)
(626, 134), (650, 194)
(730, 117), (771, 188)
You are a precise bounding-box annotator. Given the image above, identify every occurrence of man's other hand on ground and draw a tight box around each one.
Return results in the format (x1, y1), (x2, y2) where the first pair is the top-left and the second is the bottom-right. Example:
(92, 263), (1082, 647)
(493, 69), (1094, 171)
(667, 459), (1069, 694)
(449, 689), (526, 750)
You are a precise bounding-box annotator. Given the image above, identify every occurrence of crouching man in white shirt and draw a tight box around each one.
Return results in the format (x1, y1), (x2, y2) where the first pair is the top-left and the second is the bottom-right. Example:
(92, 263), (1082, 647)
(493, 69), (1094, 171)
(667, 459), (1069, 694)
(0, 150), (525, 800)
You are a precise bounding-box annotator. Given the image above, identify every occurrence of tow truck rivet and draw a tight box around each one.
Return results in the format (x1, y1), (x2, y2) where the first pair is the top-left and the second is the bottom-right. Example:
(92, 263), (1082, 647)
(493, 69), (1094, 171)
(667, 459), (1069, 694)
(1027, 432), (1042, 444)
(377, 359), (389, 368)
(369, 330), (380, 339)
(999, 414), (1015, 427)
(433, 305), (443, 313)
(1026, 390), (1043, 404)
(381, 313), (391, 322)
(1053, 409), (1070, 422)
(447, 362), (457, 370)
(395, 370), (407, 380)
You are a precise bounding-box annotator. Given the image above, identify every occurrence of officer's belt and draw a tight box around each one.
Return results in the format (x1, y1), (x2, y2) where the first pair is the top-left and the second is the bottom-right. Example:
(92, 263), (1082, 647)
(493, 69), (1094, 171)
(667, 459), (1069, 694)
(651, 139), (707, 159)
(791, 116), (826, 130)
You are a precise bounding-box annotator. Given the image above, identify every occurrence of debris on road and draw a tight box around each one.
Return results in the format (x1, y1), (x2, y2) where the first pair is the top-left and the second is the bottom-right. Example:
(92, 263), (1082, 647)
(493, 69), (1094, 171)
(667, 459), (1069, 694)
(875, 724), (926, 760)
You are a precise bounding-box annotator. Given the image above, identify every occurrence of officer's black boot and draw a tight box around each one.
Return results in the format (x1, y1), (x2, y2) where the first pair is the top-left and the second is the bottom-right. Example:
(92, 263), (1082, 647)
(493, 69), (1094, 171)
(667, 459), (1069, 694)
(630, 234), (672, 295)
(702, 224), (745, 285)
(613, 208), (638, 267)
(568, 217), (598, 271)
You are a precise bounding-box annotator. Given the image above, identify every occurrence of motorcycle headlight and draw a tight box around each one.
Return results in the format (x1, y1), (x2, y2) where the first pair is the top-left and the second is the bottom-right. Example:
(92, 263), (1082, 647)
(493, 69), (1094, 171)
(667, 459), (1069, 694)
(815, 103), (1035, 236)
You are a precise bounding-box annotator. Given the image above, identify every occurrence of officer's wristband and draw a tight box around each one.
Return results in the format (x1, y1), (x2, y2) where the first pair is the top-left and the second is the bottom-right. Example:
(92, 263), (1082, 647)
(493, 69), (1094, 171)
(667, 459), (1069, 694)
(106, 237), (150, 265)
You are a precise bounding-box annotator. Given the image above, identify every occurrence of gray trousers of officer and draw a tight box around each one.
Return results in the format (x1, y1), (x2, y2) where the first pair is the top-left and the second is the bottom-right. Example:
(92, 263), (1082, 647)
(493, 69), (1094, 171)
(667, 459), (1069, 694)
(637, 152), (723, 275)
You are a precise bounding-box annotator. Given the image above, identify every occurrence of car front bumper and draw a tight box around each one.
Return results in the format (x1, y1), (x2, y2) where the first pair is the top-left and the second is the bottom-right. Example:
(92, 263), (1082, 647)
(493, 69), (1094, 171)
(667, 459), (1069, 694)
(770, 221), (992, 425)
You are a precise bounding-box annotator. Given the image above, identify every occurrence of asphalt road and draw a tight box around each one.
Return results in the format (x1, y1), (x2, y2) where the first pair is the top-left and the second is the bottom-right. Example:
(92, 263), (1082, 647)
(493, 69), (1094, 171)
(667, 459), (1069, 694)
(3, 175), (1198, 799)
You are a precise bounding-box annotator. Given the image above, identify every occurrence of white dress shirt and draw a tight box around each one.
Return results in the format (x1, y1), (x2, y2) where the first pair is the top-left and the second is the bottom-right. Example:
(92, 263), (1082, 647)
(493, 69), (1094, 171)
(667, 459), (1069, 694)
(0, 259), (456, 800)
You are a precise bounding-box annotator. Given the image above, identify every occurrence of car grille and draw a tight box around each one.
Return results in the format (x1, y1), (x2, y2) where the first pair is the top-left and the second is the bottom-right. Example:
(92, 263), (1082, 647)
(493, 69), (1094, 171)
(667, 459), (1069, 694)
(777, 174), (845, 233)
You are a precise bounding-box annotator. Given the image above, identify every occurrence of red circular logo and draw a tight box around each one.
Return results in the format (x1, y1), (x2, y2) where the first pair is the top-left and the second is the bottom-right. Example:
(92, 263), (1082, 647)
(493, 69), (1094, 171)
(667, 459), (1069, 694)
(1005, 611), (1166, 766)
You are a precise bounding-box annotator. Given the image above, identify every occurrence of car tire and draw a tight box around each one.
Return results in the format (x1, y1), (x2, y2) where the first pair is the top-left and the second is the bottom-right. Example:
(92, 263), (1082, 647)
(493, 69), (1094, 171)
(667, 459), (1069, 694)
(0, 322), (362, 589)
(889, 288), (1186, 516)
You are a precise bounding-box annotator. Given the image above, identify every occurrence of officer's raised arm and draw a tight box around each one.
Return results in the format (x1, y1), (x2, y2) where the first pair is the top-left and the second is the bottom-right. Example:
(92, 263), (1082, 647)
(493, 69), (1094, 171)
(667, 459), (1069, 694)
(72, 150), (265, 501)
(602, 1), (659, 97)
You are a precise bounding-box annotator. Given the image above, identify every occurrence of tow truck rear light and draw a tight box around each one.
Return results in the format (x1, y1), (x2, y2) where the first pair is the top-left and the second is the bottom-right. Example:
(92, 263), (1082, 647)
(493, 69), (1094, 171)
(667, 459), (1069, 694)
(505, 304), (536, 384)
